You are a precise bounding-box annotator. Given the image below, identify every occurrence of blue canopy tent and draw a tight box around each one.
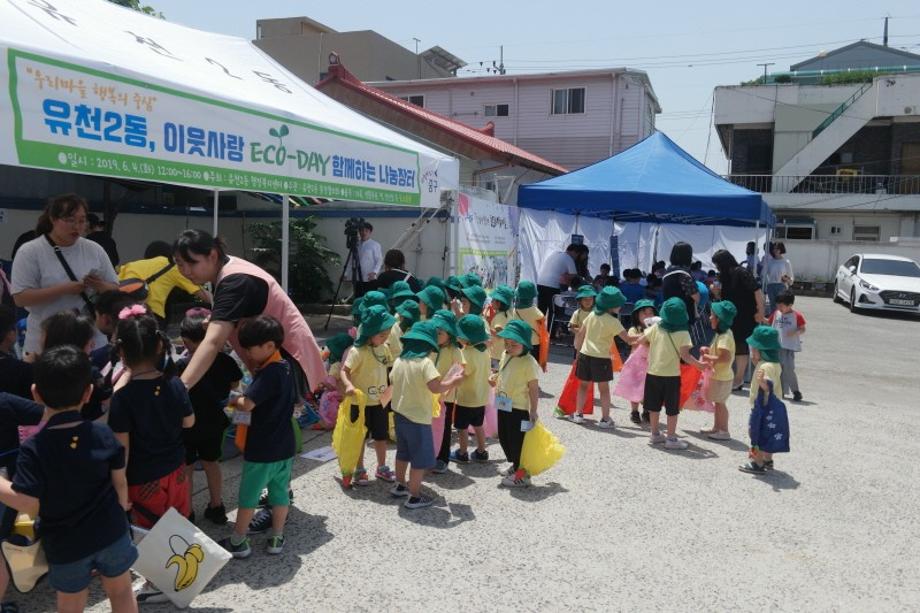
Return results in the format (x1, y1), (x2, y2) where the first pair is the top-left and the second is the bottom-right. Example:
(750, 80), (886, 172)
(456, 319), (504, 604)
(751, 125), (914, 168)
(518, 131), (773, 227)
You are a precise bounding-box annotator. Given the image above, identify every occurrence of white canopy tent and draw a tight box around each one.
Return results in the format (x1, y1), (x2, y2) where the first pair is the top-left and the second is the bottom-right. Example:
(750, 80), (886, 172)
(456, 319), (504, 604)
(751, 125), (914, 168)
(0, 0), (459, 290)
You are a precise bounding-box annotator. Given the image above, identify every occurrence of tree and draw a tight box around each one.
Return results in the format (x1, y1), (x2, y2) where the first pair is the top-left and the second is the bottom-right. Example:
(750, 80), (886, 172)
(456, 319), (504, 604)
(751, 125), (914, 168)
(107, 0), (163, 18)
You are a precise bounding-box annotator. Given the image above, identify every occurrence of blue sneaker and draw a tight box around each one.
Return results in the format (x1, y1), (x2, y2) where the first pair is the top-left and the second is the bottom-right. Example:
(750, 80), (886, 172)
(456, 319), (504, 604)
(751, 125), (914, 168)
(449, 449), (470, 464)
(430, 460), (449, 474)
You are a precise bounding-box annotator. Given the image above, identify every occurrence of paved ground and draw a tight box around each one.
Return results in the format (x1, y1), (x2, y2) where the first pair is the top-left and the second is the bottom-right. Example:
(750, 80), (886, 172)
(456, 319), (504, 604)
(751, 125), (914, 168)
(24, 297), (920, 612)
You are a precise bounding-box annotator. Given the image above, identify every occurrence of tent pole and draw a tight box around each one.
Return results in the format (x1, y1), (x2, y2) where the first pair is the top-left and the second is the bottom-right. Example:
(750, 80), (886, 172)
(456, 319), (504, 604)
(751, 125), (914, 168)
(212, 190), (219, 236)
(282, 194), (290, 293)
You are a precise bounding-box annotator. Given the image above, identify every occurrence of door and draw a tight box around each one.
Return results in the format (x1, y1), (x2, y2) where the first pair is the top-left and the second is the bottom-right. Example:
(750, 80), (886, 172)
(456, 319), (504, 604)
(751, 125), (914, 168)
(838, 255), (858, 296)
(899, 144), (920, 194)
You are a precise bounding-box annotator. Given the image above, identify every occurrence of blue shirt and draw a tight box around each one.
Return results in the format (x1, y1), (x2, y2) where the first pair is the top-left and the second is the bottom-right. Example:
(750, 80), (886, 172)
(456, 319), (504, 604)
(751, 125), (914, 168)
(619, 282), (645, 305)
(108, 376), (192, 485)
(12, 410), (128, 564)
(243, 360), (296, 463)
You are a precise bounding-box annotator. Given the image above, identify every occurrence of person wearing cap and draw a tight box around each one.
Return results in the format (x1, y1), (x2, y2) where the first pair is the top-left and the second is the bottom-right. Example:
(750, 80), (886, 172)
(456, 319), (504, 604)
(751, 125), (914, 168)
(324, 333), (354, 386)
(636, 297), (705, 449)
(461, 272), (483, 288)
(700, 301), (738, 440)
(572, 286), (635, 428)
(739, 325), (785, 475)
(426, 277), (449, 303)
(416, 285), (445, 321)
(430, 309), (466, 473)
(487, 285), (514, 365)
(568, 285), (596, 335)
(449, 315), (492, 464)
(512, 281), (546, 362)
(387, 280), (418, 312)
(389, 322), (464, 508)
(614, 299), (658, 425)
(340, 305), (398, 485)
(493, 319), (541, 488)
(388, 299), (420, 359)
(459, 284), (487, 318)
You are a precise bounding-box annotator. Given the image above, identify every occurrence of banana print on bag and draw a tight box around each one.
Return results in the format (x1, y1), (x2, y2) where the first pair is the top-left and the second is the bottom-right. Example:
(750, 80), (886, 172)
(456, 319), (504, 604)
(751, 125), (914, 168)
(165, 534), (205, 591)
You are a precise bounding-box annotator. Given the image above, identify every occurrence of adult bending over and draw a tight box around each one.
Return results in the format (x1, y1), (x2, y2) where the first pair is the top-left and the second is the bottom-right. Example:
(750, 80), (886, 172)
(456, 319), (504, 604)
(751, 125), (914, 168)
(712, 249), (766, 390)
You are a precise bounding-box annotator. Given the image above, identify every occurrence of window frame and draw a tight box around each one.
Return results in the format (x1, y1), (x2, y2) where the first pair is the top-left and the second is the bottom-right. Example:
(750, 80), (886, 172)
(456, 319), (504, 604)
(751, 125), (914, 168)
(852, 225), (880, 242)
(550, 87), (587, 115)
(484, 103), (510, 117)
(399, 94), (425, 108)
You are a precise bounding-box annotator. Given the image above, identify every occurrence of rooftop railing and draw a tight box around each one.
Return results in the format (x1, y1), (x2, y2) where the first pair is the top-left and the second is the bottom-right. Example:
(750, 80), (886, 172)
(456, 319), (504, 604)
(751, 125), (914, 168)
(725, 174), (920, 195)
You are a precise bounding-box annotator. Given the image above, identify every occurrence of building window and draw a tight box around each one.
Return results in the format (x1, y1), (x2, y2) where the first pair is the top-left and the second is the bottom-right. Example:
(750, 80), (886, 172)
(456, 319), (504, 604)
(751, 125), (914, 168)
(399, 95), (425, 107)
(551, 87), (585, 115)
(775, 224), (815, 240)
(853, 225), (880, 242)
(484, 104), (510, 117)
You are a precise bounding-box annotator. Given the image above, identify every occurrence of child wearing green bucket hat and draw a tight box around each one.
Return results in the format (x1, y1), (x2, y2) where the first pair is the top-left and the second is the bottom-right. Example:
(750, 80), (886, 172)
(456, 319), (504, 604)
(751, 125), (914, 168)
(488, 285), (515, 364)
(614, 299), (658, 425)
(416, 286), (445, 321)
(341, 305), (398, 485)
(388, 281), (418, 310)
(700, 301), (738, 440)
(449, 315), (492, 464)
(568, 285), (596, 335)
(572, 286), (636, 427)
(387, 300), (421, 358)
(430, 309), (466, 473)
(635, 297), (705, 449)
(512, 280), (546, 362)
(493, 319), (541, 488)
(460, 284), (487, 318)
(739, 325), (783, 475)
(389, 322), (464, 508)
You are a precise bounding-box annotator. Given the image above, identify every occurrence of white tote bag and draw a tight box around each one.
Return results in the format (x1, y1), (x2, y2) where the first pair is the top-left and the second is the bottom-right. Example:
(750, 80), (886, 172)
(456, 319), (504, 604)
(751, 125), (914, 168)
(132, 508), (232, 608)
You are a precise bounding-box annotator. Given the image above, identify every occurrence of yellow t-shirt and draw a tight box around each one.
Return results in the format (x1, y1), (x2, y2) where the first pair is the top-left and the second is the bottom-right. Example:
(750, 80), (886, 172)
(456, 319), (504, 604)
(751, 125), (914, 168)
(497, 353), (541, 410)
(343, 344), (392, 406)
(580, 311), (625, 359)
(391, 356), (441, 424)
(709, 330), (736, 382)
(328, 361), (341, 380)
(569, 307), (591, 331)
(490, 310), (511, 359)
(386, 322), (404, 359)
(513, 306), (544, 345)
(750, 361), (782, 406)
(435, 344), (465, 402)
(457, 345), (490, 407)
(118, 256), (201, 318)
(644, 325), (692, 377)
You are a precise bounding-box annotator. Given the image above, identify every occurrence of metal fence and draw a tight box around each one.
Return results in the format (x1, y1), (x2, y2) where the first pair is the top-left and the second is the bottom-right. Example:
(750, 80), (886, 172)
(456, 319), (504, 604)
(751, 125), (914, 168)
(725, 174), (920, 195)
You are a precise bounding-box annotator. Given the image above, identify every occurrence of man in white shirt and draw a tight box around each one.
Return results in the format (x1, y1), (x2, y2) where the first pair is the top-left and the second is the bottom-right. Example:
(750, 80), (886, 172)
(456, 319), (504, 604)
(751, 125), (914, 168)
(536, 243), (579, 335)
(356, 222), (382, 297)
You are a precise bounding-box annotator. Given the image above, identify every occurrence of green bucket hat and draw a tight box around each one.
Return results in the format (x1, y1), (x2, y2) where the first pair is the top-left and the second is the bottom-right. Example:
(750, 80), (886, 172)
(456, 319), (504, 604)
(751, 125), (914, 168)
(396, 299), (421, 325)
(457, 314), (489, 346)
(430, 308), (459, 339)
(575, 284), (596, 300)
(497, 319), (533, 352)
(490, 285), (514, 310)
(324, 333), (354, 364)
(350, 297), (365, 324)
(445, 275), (463, 295)
(426, 276), (447, 293)
(515, 281), (537, 308)
(356, 305), (397, 346)
(401, 320), (440, 354)
(416, 285), (445, 313)
(389, 280), (417, 304)
(631, 298), (657, 315)
(594, 286), (626, 314)
(362, 291), (389, 313)
(658, 297), (689, 332)
(710, 300), (738, 332)
(461, 272), (482, 288)
(746, 324), (781, 359)
(461, 285), (487, 314)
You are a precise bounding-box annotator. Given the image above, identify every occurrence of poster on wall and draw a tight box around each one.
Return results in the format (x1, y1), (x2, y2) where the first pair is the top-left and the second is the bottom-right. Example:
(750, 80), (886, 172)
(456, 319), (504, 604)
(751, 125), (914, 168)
(456, 192), (519, 289)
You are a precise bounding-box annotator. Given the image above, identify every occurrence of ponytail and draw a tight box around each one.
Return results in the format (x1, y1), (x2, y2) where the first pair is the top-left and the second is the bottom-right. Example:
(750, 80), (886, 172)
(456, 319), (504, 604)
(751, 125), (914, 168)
(114, 305), (168, 369)
(36, 193), (88, 235)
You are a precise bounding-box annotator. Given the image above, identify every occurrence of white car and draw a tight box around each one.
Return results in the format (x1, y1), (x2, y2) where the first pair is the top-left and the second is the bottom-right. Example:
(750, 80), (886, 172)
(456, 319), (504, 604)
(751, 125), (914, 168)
(834, 253), (920, 314)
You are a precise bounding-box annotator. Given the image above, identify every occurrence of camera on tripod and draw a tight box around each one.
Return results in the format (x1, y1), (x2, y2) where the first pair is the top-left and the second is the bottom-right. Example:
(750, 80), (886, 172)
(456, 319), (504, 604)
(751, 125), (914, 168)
(344, 217), (366, 250)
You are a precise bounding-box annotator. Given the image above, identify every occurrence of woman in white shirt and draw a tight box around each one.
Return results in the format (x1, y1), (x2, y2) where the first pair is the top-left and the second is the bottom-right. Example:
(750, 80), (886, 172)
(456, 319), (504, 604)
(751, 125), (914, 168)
(762, 241), (793, 317)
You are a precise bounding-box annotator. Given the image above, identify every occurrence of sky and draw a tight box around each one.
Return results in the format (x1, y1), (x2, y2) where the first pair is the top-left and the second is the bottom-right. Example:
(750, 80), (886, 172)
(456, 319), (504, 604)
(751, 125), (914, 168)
(146, 0), (920, 173)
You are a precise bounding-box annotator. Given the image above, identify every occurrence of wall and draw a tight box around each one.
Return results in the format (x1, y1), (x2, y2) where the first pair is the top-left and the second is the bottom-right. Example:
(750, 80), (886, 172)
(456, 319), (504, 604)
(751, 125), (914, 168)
(785, 239), (920, 282)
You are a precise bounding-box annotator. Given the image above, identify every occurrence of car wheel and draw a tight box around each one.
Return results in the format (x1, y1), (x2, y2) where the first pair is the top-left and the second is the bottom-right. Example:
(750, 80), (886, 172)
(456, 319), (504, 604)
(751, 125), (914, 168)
(833, 281), (842, 304)
(849, 288), (858, 313)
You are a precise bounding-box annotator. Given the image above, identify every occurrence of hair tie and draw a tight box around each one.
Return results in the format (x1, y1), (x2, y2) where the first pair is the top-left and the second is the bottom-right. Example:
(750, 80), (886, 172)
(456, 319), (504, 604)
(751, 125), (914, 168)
(118, 304), (147, 320)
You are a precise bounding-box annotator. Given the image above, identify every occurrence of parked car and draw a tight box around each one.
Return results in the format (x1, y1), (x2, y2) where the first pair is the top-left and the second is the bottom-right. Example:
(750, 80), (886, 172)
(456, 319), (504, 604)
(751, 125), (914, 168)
(834, 253), (920, 314)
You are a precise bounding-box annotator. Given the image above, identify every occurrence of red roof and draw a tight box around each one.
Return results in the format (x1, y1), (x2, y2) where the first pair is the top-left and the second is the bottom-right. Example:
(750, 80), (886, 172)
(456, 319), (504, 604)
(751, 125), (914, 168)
(316, 65), (567, 175)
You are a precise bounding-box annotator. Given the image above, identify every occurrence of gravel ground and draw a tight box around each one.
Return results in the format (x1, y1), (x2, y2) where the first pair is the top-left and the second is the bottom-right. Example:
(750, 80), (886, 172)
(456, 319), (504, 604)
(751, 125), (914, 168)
(22, 297), (920, 612)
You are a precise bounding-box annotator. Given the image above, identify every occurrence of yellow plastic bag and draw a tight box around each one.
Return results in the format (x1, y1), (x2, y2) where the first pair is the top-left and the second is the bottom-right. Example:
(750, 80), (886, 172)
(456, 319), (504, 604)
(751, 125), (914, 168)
(519, 421), (565, 477)
(431, 393), (441, 418)
(331, 390), (367, 479)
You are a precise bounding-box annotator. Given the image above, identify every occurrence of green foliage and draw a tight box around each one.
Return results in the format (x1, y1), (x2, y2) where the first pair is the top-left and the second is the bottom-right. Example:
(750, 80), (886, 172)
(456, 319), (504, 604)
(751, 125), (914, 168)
(248, 216), (340, 304)
(107, 0), (163, 18)
(818, 70), (885, 85)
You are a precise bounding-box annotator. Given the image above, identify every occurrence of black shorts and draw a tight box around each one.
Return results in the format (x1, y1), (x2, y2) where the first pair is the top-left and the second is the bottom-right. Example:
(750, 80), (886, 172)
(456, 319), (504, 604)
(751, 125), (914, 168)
(185, 420), (229, 464)
(643, 374), (681, 416)
(454, 404), (485, 430)
(352, 404), (389, 441)
(575, 352), (613, 382)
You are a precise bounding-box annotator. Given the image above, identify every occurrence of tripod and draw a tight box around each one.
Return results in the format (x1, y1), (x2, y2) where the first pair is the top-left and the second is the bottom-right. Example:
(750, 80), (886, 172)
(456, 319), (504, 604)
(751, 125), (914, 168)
(325, 240), (363, 330)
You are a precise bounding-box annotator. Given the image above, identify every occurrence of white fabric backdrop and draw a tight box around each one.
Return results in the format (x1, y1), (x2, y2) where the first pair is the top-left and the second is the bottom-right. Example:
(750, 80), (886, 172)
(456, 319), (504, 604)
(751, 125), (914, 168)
(655, 223), (767, 270)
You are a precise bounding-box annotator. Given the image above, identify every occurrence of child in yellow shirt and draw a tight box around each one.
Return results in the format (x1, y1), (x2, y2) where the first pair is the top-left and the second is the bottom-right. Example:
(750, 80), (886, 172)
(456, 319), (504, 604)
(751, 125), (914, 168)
(416, 285), (445, 321)
(568, 285), (595, 335)
(488, 285), (514, 365)
(341, 305), (396, 484)
(512, 281), (545, 361)
(449, 315), (492, 463)
(700, 301), (737, 440)
(430, 309), (466, 473)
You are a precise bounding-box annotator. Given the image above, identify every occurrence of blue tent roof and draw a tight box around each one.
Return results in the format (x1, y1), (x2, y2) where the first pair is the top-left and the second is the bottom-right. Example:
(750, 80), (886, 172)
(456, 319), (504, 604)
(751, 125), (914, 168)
(518, 131), (772, 227)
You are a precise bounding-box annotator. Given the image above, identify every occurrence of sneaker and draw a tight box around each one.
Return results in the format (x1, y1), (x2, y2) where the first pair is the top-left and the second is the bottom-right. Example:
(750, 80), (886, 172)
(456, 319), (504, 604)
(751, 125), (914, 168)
(764, 460), (774, 471)
(570, 413), (585, 424)
(375, 465), (396, 482)
(449, 449), (470, 464)
(472, 449), (489, 462)
(792, 391), (803, 402)
(204, 503), (228, 525)
(389, 483), (410, 498)
(259, 488), (294, 507)
(500, 465), (516, 476)
(707, 431), (731, 441)
(353, 468), (370, 486)
(649, 432), (667, 445)
(699, 427), (718, 434)
(266, 535), (285, 555)
(219, 536), (252, 559)
(247, 507), (273, 534)
(630, 411), (641, 424)
(641, 410), (650, 424)
(430, 460), (449, 474)
(134, 586), (170, 604)
(664, 436), (688, 450)
(738, 461), (767, 475)
(500, 474), (530, 488)
(553, 407), (566, 419)
(597, 417), (615, 429)
(404, 495), (434, 509)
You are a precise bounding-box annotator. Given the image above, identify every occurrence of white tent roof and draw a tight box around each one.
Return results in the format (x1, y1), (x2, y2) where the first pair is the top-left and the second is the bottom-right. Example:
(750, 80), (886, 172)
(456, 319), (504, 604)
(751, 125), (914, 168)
(0, 0), (458, 207)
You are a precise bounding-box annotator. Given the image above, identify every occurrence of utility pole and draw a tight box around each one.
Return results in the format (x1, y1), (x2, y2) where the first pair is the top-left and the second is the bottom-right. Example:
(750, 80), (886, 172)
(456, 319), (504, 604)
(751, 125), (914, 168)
(883, 15), (889, 47)
(757, 62), (775, 84)
(413, 37), (421, 79)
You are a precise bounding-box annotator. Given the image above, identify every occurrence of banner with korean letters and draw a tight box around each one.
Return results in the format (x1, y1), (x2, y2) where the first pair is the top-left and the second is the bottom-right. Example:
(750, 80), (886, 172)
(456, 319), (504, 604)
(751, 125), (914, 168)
(455, 192), (519, 289)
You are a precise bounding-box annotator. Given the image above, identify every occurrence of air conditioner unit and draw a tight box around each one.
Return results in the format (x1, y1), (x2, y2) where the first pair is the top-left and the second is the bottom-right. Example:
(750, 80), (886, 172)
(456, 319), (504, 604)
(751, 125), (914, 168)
(904, 106), (916, 115)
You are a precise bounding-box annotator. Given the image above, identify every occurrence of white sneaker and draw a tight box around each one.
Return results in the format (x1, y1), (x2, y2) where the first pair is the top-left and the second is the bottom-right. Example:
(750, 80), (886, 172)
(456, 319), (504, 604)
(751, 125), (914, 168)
(597, 417), (615, 429)
(570, 413), (585, 424)
(649, 432), (667, 445)
(501, 474), (530, 488)
(699, 427), (718, 435)
(707, 431), (731, 441)
(665, 437), (688, 450)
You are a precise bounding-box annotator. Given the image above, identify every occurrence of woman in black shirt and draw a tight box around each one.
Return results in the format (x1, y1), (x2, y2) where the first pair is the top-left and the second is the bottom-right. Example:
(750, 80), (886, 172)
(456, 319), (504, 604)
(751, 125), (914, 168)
(712, 249), (766, 390)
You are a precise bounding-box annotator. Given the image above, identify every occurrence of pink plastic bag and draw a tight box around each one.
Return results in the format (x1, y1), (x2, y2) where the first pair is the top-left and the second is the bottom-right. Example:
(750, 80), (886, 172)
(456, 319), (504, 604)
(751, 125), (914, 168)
(682, 369), (716, 413)
(319, 390), (342, 428)
(468, 387), (498, 438)
(614, 344), (649, 404)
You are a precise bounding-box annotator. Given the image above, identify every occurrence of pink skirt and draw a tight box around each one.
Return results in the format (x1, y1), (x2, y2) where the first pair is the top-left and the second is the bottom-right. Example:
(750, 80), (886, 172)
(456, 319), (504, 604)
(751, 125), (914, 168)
(613, 344), (648, 403)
